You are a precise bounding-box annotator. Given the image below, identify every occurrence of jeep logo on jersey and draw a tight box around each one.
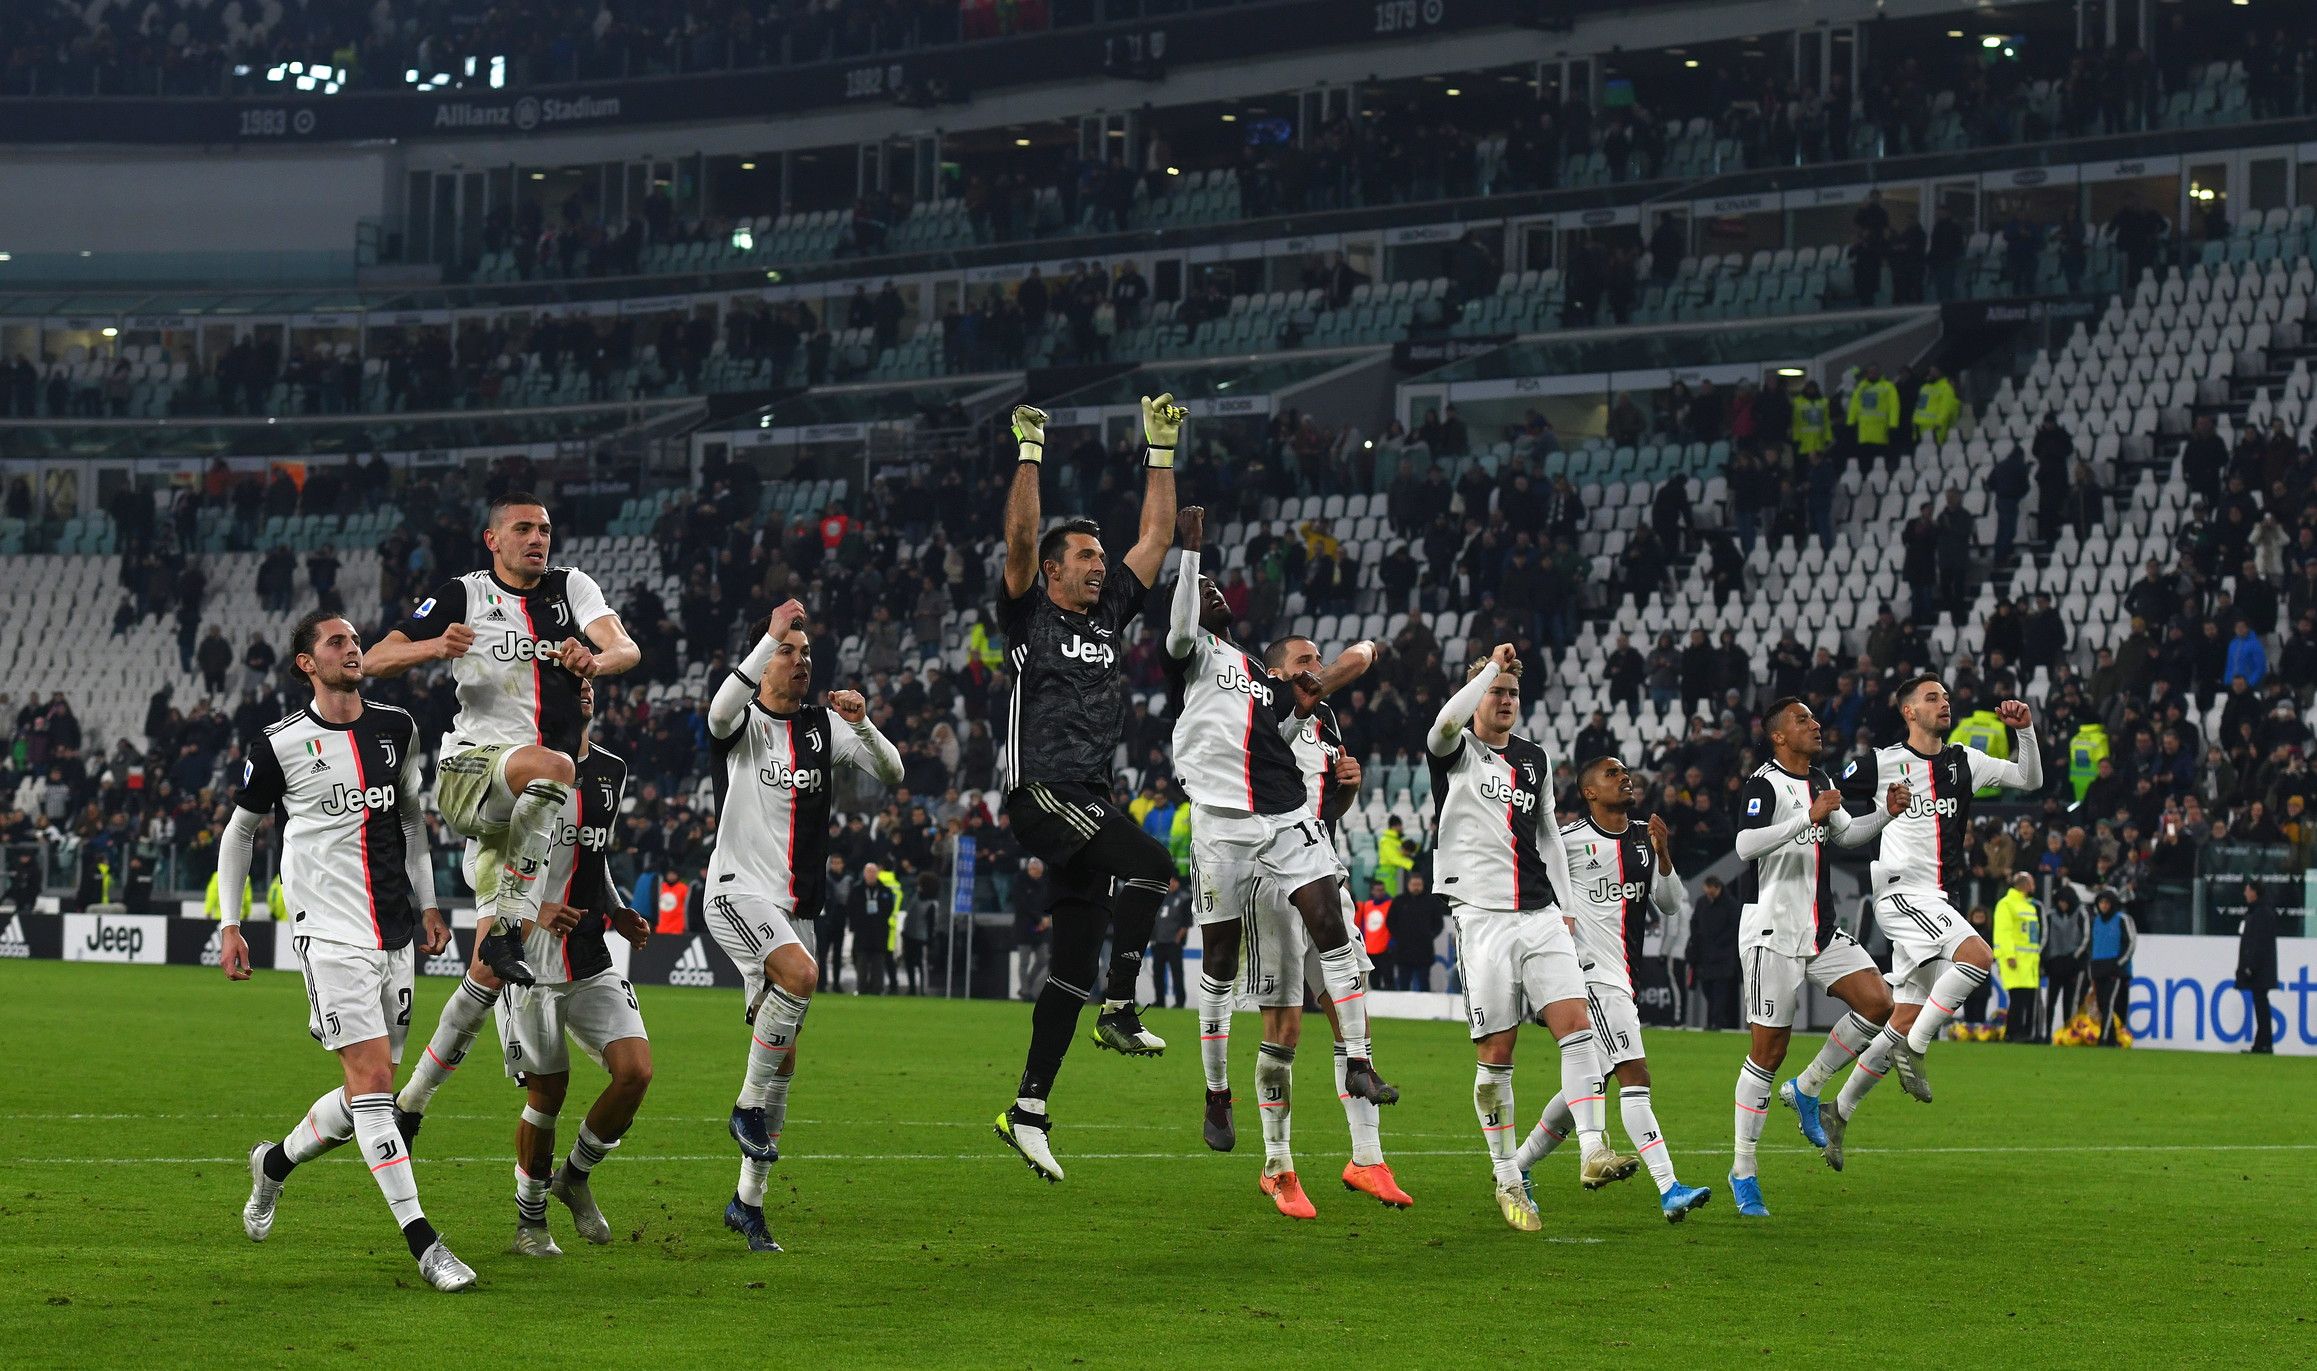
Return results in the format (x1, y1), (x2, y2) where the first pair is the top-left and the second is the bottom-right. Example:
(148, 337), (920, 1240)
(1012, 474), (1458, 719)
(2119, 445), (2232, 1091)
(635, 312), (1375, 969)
(1211, 661), (1273, 703)
(1478, 770), (1537, 813)
(490, 634), (558, 664)
(758, 760), (826, 792)
(1903, 794), (1961, 820)
(1060, 634), (1117, 667)
(1589, 876), (1650, 905)
(559, 821), (614, 850)
(320, 781), (399, 815)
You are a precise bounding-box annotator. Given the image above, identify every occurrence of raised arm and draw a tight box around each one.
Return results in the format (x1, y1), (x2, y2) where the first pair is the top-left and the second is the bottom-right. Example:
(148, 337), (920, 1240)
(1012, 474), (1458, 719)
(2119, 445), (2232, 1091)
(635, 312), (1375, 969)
(1120, 394), (1183, 590)
(1428, 658), (1501, 758)
(826, 692), (905, 785)
(710, 598), (802, 739)
(1167, 508), (1204, 659)
(1734, 775), (1828, 862)
(1830, 777), (1906, 848)
(1290, 641), (1380, 718)
(1002, 405), (1046, 599)
(1967, 701), (2044, 794)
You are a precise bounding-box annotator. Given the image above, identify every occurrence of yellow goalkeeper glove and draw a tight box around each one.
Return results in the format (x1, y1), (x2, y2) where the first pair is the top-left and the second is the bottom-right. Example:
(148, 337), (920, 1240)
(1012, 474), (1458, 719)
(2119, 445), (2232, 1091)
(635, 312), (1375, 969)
(1010, 403), (1048, 464)
(1140, 393), (1186, 469)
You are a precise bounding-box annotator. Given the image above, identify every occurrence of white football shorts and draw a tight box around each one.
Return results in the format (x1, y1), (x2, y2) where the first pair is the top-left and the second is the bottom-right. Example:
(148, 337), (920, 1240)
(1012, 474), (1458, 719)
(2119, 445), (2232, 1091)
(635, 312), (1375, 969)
(1741, 930), (1880, 1029)
(289, 935), (415, 1059)
(1448, 905), (1587, 1041)
(498, 969), (649, 1078)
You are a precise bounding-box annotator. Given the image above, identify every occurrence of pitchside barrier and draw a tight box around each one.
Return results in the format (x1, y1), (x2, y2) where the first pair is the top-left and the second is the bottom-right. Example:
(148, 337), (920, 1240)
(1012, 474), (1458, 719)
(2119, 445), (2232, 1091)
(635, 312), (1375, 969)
(4, 909), (2308, 1055)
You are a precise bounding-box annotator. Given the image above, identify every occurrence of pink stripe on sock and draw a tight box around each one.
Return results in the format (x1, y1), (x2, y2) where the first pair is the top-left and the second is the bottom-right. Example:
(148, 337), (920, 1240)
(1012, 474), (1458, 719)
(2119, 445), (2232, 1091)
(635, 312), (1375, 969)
(750, 1034), (789, 1052)
(1858, 1065), (1886, 1079)
(1928, 997), (1955, 1014)
(1638, 1138), (1666, 1153)
(1481, 1123), (1513, 1131)
(425, 1045), (456, 1071)
(1199, 1034), (1229, 1041)
(1334, 991), (1365, 1004)
(306, 1116), (323, 1143)
(1258, 1101), (1290, 1109)
(1569, 1094), (1605, 1105)
(1831, 1037), (1861, 1059)
(369, 1155), (409, 1173)
(1736, 1102), (1767, 1115)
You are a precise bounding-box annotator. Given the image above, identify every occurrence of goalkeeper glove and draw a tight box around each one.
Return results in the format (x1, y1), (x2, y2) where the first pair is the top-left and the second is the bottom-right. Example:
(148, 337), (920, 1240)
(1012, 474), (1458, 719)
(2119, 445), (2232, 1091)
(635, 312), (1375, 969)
(1140, 393), (1186, 469)
(1010, 404), (1048, 464)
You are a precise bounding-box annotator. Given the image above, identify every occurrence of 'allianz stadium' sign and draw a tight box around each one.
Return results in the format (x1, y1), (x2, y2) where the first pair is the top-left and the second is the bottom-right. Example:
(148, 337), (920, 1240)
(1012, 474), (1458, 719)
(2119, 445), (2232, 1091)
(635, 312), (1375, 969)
(433, 95), (623, 132)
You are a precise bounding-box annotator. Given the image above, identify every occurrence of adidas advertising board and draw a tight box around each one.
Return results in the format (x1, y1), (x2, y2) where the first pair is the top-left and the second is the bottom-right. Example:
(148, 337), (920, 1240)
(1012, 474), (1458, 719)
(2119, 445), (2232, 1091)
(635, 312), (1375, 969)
(1, 912), (61, 959)
(168, 918), (277, 968)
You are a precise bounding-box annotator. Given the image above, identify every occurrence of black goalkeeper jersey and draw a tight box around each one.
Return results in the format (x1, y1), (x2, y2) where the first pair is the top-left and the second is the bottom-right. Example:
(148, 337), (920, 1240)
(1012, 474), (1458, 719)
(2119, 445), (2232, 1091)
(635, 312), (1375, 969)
(997, 564), (1148, 792)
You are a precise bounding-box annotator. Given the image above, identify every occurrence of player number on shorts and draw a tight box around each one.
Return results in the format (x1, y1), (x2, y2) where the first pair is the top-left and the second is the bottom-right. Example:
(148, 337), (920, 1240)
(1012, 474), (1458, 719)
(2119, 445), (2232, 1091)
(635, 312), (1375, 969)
(1294, 821), (1321, 847)
(396, 987), (412, 1026)
(621, 980), (638, 1010)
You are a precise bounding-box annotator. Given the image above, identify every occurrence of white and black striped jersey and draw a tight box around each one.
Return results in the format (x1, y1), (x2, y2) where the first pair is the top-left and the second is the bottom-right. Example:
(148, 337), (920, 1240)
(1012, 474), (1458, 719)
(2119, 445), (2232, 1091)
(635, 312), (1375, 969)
(529, 745), (628, 985)
(233, 702), (427, 951)
(393, 567), (614, 758)
(1288, 701), (1350, 845)
(1559, 817), (1681, 992)
(1854, 735), (2039, 906)
(708, 694), (883, 920)
(1162, 630), (1306, 815)
(1732, 759), (1891, 957)
(1429, 730), (1555, 913)
(997, 565), (1147, 791)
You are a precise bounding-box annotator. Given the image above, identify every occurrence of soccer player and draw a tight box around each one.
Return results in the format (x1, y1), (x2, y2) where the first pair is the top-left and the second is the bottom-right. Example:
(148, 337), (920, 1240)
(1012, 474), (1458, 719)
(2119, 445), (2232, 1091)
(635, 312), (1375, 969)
(990, 399), (1180, 1184)
(494, 677), (655, 1257)
(706, 600), (904, 1252)
(218, 611), (473, 1292)
(1816, 679), (2041, 1151)
(370, 492), (638, 1131)
(1194, 614), (1412, 1210)
(1512, 756), (1712, 1222)
(1726, 697), (1907, 1215)
(1429, 647), (1636, 1232)
(1164, 508), (1392, 1219)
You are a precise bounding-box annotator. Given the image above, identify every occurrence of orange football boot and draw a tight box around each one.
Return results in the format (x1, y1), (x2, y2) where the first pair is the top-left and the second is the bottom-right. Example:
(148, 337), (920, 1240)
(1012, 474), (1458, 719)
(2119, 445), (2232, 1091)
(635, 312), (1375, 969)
(1259, 1169), (1317, 1219)
(1341, 1160), (1413, 1208)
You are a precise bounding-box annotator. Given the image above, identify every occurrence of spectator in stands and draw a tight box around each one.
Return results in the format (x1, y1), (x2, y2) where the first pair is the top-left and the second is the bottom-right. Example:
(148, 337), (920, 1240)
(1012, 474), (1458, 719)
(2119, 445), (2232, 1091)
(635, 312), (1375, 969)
(1991, 441), (2030, 562)
(195, 626), (233, 697)
(2226, 619), (2269, 688)
(1847, 365), (1899, 471)
(1935, 489), (1975, 618)
(1686, 873), (1741, 1030)
(1384, 872), (1446, 992)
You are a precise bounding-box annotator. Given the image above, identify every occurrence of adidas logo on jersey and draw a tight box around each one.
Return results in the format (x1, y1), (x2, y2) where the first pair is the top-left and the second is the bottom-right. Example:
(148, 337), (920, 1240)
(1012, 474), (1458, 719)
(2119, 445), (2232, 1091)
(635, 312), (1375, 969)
(1060, 634), (1117, 667)
(669, 938), (716, 987)
(0, 915), (29, 958)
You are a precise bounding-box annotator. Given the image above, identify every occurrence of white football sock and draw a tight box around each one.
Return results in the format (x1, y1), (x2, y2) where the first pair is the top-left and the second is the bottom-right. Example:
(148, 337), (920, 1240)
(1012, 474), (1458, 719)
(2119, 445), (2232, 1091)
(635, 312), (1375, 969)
(1795, 1012), (1879, 1096)
(1908, 962), (1991, 1051)
(1255, 1042), (1295, 1174)
(1196, 973), (1234, 1093)
(740, 985), (808, 1108)
(494, 779), (571, 926)
(396, 975), (500, 1114)
(347, 1092), (425, 1229)
(514, 1103), (556, 1226)
(1731, 1059), (1774, 1180)
(283, 1086), (355, 1166)
(1333, 1045), (1384, 1167)
(563, 1121), (616, 1180)
(1837, 1026), (1902, 1120)
(736, 1158), (772, 1208)
(1314, 943), (1370, 1060)
(1557, 1029), (1610, 1160)
(1474, 1062), (1519, 1188)
(1513, 1090), (1574, 1171)
(1620, 1085), (1678, 1193)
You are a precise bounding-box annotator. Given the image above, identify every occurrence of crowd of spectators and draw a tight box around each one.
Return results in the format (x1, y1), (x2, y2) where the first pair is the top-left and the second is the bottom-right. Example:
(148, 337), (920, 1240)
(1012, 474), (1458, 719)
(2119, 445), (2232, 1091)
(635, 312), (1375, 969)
(8, 311), (2315, 1000)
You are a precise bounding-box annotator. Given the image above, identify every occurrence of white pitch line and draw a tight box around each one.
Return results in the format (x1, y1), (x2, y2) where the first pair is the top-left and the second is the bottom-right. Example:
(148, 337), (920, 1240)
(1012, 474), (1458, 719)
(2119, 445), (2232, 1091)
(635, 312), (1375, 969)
(6, 1142), (2316, 1167)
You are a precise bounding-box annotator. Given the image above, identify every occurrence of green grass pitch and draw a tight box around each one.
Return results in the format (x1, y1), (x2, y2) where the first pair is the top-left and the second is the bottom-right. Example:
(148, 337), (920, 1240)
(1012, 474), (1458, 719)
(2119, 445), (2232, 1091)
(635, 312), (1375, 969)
(2, 960), (2309, 1368)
